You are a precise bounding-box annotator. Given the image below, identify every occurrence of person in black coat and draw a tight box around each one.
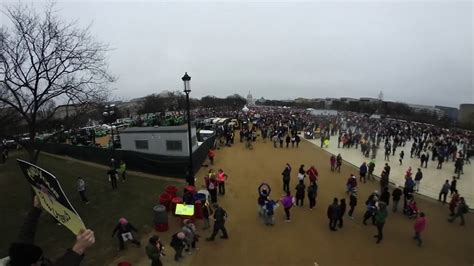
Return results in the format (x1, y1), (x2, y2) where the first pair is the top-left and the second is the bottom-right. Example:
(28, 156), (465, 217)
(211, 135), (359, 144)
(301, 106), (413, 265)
(392, 187), (402, 212)
(307, 181), (318, 209)
(327, 198), (340, 231)
(337, 199), (347, 228)
(348, 191), (357, 218)
(111, 218), (141, 250)
(380, 187), (390, 206)
(281, 163), (291, 192)
(170, 232), (186, 261)
(206, 204), (229, 241)
(295, 180), (306, 207)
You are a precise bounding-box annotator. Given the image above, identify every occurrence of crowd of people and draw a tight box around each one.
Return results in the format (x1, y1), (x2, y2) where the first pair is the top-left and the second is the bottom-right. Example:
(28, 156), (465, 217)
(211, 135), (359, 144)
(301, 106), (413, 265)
(3, 106), (472, 266)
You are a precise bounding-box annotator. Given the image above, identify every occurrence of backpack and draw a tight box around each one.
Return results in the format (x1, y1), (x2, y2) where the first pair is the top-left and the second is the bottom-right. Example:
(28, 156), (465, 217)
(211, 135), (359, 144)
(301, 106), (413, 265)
(462, 204), (469, 214)
(208, 181), (215, 190)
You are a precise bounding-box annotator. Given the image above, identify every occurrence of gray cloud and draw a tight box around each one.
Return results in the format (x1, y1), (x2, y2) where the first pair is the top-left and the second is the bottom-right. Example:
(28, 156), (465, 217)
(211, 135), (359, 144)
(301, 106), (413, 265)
(8, 1), (473, 107)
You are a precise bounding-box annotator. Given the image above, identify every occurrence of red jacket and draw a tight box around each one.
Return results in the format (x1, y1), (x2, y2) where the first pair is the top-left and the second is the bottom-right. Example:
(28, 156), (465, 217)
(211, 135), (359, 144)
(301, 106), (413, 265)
(307, 167), (318, 181)
(414, 217), (427, 233)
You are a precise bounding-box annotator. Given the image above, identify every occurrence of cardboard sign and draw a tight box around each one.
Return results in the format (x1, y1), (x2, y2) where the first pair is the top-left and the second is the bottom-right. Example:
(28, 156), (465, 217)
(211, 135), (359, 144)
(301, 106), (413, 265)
(17, 159), (86, 235)
(175, 204), (194, 216)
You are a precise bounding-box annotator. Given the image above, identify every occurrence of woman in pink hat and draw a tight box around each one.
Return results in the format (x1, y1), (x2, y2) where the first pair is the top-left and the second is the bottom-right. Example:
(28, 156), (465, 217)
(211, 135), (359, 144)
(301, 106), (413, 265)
(111, 217), (141, 251)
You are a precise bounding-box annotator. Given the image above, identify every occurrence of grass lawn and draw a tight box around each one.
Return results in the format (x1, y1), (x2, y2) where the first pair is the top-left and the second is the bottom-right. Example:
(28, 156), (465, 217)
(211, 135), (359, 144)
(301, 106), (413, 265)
(0, 151), (182, 265)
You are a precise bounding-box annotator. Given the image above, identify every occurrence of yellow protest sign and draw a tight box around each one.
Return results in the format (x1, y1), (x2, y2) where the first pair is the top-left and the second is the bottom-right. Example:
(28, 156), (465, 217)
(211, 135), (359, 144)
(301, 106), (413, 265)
(33, 187), (86, 235)
(175, 204), (194, 216)
(17, 159), (86, 235)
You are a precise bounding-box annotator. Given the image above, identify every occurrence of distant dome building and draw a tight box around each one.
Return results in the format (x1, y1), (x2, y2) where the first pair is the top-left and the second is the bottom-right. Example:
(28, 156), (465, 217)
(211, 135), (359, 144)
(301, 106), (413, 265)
(246, 90), (256, 106)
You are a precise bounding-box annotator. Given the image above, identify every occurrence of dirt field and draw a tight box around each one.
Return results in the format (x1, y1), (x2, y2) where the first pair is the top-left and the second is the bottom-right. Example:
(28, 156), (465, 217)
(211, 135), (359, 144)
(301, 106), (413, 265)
(122, 137), (472, 266)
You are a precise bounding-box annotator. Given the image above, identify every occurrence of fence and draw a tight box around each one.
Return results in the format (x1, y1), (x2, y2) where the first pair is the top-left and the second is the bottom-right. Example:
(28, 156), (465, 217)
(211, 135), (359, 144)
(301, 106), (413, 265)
(41, 135), (215, 178)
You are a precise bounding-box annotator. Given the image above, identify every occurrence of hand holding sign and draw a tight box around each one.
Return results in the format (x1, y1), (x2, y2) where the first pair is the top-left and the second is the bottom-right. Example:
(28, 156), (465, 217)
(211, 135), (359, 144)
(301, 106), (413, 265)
(18, 159), (86, 235)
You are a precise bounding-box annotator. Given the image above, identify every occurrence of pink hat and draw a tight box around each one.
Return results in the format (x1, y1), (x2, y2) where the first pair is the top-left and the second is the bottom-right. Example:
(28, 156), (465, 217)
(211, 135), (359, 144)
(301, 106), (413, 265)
(119, 217), (128, 225)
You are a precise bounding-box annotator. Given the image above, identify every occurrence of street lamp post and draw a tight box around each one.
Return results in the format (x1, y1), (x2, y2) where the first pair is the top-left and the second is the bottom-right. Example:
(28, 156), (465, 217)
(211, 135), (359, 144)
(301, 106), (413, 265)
(103, 104), (116, 149)
(182, 72), (194, 185)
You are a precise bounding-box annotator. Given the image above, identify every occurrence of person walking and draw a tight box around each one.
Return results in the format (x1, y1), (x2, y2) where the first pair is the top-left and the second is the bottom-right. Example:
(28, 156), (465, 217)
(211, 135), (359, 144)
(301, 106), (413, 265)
(368, 160), (376, 181)
(450, 176), (457, 196)
(280, 191), (294, 222)
(119, 160), (127, 182)
(359, 162), (368, 183)
(374, 202), (388, 244)
(297, 164), (306, 182)
(336, 154), (342, 173)
(170, 232), (186, 261)
(414, 168), (423, 192)
(107, 168), (119, 190)
(206, 203), (229, 240)
(346, 174), (357, 194)
(380, 187), (390, 206)
(380, 170), (389, 193)
(392, 187), (402, 212)
(337, 199), (347, 228)
(111, 218), (141, 251)
(448, 190), (460, 216)
(348, 190), (357, 219)
(295, 180), (306, 207)
(438, 180), (450, 204)
(207, 148), (215, 165)
(263, 199), (277, 226)
(307, 181), (318, 210)
(146, 235), (164, 266)
(330, 155), (336, 172)
(182, 220), (198, 254)
(208, 175), (218, 204)
(448, 197), (468, 226)
(413, 212), (427, 247)
(285, 135), (291, 148)
(363, 192), (378, 225)
(399, 150), (405, 165)
(217, 169), (228, 195)
(77, 176), (89, 204)
(327, 198), (340, 231)
(306, 165), (319, 183)
(281, 163), (291, 192)
(202, 199), (213, 230)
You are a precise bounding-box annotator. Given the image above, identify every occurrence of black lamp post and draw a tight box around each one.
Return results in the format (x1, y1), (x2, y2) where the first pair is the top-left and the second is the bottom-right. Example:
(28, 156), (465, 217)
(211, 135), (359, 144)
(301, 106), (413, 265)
(182, 72), (194, 185)
(103, 104), (116, 149)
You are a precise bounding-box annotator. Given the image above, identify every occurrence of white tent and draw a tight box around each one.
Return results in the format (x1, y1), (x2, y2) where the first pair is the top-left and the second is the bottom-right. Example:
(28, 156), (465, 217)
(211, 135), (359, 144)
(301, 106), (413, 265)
(242, 105), (249, 112)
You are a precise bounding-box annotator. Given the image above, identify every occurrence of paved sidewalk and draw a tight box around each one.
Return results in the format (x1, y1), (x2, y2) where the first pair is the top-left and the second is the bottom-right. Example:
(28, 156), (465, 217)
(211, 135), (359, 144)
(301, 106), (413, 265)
(305, 139), (473, 207)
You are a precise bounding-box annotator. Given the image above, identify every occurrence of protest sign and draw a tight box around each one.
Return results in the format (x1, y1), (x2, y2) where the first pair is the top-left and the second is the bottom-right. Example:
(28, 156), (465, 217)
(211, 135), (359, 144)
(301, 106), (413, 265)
(17, 159), (86, 235)
(175, 204), (195, 216)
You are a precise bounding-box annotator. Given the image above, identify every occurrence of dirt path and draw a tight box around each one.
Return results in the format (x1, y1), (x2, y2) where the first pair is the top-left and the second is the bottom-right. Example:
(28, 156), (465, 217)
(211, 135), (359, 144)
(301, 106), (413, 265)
(120, 137), (473, 266)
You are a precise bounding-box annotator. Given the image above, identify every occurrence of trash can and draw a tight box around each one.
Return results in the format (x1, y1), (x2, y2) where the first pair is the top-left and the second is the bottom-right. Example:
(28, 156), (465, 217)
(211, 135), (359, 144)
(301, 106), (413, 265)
(153, 204), (169, 232)
(159, 193), (172, 211)
(165, 185), (178, 198)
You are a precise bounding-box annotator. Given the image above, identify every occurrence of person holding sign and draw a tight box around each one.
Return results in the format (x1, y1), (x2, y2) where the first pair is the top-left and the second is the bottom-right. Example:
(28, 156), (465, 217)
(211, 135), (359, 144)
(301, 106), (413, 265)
(4, 196), (95, 266)
(111, 218), (141, 251)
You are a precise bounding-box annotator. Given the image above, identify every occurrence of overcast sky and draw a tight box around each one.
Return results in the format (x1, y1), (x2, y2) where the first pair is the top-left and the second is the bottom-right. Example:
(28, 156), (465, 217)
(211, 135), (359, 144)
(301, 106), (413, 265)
(4, 1), (473, 107)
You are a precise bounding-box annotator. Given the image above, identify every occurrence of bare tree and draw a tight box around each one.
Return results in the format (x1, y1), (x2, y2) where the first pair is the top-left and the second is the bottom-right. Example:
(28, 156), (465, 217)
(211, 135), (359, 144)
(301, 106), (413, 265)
(0, 3), (114, 162)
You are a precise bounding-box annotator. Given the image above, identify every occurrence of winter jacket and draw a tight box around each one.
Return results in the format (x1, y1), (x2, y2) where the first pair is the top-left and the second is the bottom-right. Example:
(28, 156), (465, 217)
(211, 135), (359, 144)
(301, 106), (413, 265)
(327, 203), (340, 219)
(392, 188), (402, 201)
(280, 195), (294, 208)
(414, 217), (427, 233)
(145, 243), (163, 266)
(295, 183), (306, 198)
(349, 194), (357, 207)
(307, 184), (318, 199)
